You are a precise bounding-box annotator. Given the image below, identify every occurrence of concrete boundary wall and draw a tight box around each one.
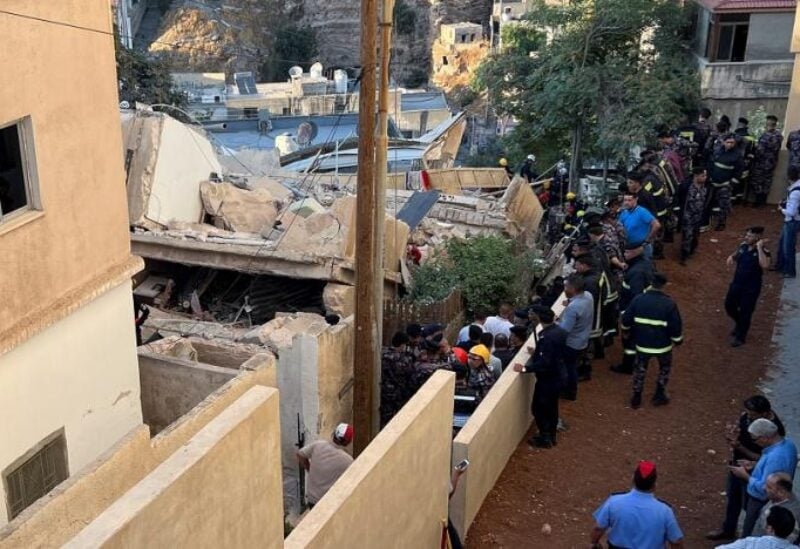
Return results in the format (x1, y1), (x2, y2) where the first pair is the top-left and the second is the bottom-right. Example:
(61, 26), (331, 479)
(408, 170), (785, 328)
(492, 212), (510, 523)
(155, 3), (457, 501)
(450, 296), (567, 539)
(0, 359), (276, 548)
(64, 386), (283, 548)
(285, 370), (456, 549)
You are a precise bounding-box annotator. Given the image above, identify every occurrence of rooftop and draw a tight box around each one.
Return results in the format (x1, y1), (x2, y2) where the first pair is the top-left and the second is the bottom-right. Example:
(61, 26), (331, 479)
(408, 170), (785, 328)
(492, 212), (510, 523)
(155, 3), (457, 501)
(695, 0), (796, 12)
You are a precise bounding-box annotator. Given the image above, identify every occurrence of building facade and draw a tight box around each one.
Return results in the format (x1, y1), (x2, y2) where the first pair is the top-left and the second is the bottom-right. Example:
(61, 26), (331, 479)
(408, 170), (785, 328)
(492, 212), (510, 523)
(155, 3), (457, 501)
(692, 0), (797, 121)
(0, 0), (143, 525)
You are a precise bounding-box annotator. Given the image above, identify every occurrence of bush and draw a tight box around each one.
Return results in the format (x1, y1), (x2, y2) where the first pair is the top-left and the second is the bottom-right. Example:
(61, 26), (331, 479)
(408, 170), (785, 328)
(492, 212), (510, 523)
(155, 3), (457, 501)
(408, 235), (538, 313)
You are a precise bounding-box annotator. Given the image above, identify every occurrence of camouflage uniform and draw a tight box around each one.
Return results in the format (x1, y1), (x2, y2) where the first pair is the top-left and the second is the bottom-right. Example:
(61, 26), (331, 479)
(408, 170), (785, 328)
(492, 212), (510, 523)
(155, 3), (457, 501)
(379, 348), (415, 426)
(750, 129), (784, 200)
(707, 147), (743, 230)
(601, 220), (625, 275)
(681, 182), (708, 261)
(786, 129), (800, 177)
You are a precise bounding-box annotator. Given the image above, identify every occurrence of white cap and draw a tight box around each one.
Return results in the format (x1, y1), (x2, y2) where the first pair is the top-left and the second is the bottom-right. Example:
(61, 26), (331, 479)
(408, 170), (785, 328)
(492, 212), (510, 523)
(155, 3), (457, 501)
(748, 418), (778, 438)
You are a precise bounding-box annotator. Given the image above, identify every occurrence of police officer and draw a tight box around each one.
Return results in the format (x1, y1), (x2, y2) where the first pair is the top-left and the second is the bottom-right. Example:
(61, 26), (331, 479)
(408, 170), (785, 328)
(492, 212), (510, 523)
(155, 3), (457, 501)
(750, 115), (784, 207)
(707, 133), (743, 231)
(591, 461), (684, 549)
(379, 332), (415, 426)
(725, 226), (770, 348)
(611, 242), (654, 375)
(621, 272), (683, 409)
(734, 117), (756, 202)
(680, 166), (709, 265)
(513, 305), (567, 448)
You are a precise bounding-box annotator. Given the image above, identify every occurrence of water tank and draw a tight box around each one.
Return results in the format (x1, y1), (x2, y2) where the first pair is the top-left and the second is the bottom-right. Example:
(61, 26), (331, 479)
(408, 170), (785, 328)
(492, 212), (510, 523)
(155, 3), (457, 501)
(334, 70), (348, 94)
(275, 133), (300, 156)
(289, 66), (303, 79)
(310, 62), (324, 79)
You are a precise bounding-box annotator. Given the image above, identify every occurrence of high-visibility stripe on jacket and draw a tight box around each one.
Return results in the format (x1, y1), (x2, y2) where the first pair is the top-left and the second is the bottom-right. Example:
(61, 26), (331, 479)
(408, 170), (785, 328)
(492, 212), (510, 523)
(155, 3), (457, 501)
(620, 289), (682, 355)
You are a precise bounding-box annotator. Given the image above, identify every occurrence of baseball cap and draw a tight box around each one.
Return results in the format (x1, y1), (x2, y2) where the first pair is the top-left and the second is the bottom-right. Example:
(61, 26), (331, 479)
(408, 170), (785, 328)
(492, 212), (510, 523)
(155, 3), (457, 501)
(334, 423), (354, 445)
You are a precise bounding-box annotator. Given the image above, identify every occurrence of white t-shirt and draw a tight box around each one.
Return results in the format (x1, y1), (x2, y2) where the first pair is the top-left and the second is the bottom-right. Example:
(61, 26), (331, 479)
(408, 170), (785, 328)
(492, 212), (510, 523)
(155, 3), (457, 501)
(298, 440), (353, 504)
(483, 316), (513, 338)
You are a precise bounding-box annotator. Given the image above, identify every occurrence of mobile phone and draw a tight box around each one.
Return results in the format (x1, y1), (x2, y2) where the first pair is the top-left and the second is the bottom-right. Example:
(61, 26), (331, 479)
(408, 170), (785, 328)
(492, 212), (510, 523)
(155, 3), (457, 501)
(455, 459), (470, 472)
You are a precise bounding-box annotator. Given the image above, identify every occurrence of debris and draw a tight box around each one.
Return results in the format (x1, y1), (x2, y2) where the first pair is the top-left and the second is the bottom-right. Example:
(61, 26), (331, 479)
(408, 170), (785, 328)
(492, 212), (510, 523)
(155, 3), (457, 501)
(200, 181), (281, 233)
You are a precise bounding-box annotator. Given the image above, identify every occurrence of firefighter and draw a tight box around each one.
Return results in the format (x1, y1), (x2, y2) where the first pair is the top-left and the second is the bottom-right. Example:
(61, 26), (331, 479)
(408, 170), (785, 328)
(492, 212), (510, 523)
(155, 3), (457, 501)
(733, 117), (756, 202)
(706, 133), (743, 231)
(680, 166), (709, 265)
(621, 273), (683, 409)
(611, 243), (654, 375)
(498, 157), (514, 179)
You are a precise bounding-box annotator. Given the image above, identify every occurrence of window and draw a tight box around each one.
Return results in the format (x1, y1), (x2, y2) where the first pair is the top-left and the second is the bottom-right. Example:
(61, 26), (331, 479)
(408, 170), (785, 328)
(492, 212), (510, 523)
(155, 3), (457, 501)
(442, 56), (449, 65)
(460, 34), (466, 43)
(243, 107), (258, 119)
(0, 118), (40, 223)
(3, 431), (68, 520)
(470, 33), (476, 41)
(715, 14), (749, 62)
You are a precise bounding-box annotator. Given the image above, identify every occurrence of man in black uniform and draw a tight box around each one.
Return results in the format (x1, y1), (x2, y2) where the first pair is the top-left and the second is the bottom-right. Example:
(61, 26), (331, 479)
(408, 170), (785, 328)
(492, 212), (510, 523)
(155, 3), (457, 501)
(707, 395), (786, 541)
(513, 305), (568, 448)
(725, 226), (770, 348)
(611, 243), (654, 375)
(733, 117), (756, 202)
(621, 273), (683, 409)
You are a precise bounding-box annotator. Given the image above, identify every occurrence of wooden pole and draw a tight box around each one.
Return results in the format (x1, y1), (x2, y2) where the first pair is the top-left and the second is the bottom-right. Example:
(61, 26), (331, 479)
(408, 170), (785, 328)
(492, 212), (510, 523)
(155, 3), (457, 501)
(372, 0), (394, 438)
(353, 0), (379, 456)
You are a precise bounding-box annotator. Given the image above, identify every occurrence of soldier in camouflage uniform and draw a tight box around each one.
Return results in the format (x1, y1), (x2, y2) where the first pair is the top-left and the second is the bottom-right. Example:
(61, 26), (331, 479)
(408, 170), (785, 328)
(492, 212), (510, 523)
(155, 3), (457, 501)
(380, 332), (416, 426)
(786, 126), (800, 179)
(680, 167), (709, 265)
(750, 115), (784, 206)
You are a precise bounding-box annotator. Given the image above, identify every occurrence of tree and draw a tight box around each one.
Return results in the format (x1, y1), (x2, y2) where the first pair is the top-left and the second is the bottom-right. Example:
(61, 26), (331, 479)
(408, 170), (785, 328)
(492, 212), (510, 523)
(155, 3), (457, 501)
(260, 25), (318, 82)
(474, 0), (700, 186)
(116, 45), (186, 108)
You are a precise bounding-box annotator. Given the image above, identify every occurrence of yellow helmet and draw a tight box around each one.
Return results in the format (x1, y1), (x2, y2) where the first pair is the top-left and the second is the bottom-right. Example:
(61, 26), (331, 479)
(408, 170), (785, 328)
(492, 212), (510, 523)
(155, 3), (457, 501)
(576, 210), (585, 217)
(543, 180), (551, 190)
(499, 158), (508, 167)
(566, 192), (577, 200)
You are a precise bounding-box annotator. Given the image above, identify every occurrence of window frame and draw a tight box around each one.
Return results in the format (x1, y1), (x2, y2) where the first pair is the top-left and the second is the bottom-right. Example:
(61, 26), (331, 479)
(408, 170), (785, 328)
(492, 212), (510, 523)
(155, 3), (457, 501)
(0, 116), (42, 225)
(2, 428), (69, 521)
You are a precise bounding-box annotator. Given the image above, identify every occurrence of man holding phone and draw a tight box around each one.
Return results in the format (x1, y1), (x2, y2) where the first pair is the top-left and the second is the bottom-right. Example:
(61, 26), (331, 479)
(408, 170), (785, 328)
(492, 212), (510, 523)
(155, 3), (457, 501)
(724, 226), (770, 348)
(707, 396), (786, 541)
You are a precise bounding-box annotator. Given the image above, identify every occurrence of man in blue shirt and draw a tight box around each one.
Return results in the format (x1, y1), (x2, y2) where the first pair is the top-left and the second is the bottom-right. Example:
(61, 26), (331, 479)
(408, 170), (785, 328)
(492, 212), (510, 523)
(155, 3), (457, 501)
(591, 461), (684, 549)
(730, 418), (799, 536)
(619, 192), (661, 259)
(557, 274), (594, 401)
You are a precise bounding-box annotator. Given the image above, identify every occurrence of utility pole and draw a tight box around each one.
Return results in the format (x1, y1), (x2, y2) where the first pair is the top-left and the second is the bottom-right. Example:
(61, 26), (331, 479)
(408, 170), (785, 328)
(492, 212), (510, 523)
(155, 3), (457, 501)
(353, 0), (379, 456)
(372, 0), (394, 440)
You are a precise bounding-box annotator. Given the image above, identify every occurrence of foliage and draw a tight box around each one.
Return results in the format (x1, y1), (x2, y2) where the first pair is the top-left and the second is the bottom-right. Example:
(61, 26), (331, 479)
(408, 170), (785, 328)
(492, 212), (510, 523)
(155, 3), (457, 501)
(473, 0), (700, 171)
(404, 68), (429, 88)
(448, 85), (478, 109)
(394, 0), (417, 36)
(499, 23), (546, 55)
(260, 25), (318, 82)
(116, 45), (187, 108)
(408, 235), (532, 313)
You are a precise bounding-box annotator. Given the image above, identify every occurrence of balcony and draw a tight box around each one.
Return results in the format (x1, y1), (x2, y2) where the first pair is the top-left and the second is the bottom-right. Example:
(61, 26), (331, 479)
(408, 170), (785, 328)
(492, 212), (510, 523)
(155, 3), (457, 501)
(695, 55), (793, 100)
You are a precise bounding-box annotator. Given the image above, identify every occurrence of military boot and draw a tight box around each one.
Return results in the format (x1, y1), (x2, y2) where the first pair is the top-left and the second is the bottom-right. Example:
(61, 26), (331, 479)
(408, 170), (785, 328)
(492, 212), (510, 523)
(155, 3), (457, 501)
(652, 385), (671, 406)
(630, 392), (642, 409)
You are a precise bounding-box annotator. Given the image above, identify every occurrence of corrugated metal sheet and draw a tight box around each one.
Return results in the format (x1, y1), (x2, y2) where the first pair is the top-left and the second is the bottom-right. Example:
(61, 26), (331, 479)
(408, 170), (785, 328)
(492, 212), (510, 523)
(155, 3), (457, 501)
(396, 190), (441, 231)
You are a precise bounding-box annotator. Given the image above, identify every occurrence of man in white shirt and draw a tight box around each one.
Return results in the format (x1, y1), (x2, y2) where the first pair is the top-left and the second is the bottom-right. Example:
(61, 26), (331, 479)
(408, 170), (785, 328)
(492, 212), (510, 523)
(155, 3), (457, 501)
(297, 423), (354, 508)
(718, 506), (796, 548)
(483, 303), (514, 337)
(774, 165), (800, 278)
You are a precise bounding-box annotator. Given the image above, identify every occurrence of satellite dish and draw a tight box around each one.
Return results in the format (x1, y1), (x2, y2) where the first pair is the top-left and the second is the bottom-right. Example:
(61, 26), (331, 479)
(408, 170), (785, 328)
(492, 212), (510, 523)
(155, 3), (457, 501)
(310, 62), (324, 79)
(296, 121), (318, 147)
(289, 66), (303, 79)
(119, 100), (131, 109)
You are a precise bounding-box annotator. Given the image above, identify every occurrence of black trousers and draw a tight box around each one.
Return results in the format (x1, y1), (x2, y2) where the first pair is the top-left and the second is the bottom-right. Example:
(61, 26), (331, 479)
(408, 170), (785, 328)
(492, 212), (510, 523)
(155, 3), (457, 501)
(533, 383), (560, 439)
(725, 283), (760, 342)
(721, 471), (747, 534)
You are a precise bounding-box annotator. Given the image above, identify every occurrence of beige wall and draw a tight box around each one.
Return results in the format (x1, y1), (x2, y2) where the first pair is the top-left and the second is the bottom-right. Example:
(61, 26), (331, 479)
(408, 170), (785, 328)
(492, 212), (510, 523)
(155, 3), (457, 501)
(0, 354), (276, 547)
(63, 386), (284, 549)
(0, 1), (135, 344)
(285, 370), (455, 548)
(449, 297), (566, 539)
(0, 283), (143, 528)
(773, 7), (800, 204)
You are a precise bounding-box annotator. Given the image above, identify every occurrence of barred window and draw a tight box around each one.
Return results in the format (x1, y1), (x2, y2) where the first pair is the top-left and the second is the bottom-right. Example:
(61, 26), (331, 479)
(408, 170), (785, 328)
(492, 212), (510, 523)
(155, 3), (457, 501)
(3, 431), (68, 520)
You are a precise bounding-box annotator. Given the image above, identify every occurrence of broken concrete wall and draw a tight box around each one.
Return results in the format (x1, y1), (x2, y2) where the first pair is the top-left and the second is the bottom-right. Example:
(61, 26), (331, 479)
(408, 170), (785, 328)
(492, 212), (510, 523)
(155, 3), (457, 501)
(138, 351), (238, 436)
(501, 176), (544, 244)
(122, 112), (222, 229)
(323, 283), (355, 317)
(199, 181), (281, 233)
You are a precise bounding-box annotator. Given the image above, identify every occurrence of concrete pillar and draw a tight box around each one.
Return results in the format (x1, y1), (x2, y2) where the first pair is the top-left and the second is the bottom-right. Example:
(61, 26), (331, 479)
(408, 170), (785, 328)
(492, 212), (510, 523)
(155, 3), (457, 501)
(770, 6), (800, 204)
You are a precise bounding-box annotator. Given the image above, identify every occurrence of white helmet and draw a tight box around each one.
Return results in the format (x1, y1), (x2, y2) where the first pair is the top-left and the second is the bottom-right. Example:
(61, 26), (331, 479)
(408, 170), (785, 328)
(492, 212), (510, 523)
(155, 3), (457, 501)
(527, 154), (536, 162)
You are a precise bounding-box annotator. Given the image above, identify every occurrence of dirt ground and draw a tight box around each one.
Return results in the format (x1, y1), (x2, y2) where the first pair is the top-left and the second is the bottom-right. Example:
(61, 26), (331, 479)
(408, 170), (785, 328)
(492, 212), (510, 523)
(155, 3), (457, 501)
(466, 207), (786, 548)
